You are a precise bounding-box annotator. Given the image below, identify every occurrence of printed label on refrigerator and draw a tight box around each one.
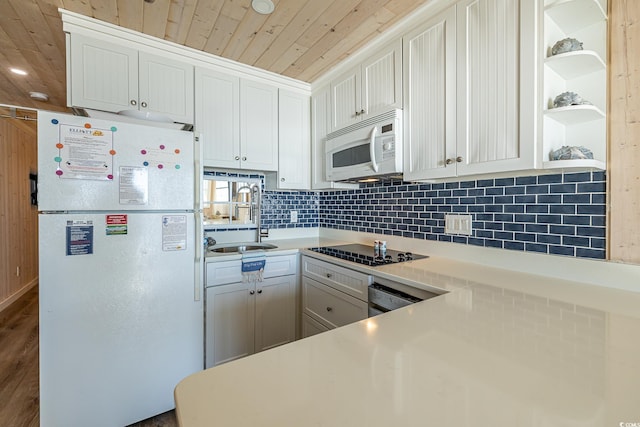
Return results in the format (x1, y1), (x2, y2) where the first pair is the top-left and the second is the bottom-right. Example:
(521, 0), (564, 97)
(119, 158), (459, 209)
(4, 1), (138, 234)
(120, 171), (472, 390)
(106, 214), (128, 235)
(162, 215), (187, 251)
(66, 220), (94, 256)
(119, 166), (148, 205)
(58, 124), (113, 180)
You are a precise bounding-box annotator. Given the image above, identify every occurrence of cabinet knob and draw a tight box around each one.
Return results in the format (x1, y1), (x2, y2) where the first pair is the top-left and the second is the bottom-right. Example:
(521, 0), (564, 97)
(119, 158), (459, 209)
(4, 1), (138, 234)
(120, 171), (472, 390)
(235, 156), (240, 160)
(326, 307), (333, 312)
(141, 101), (147, 108)
(445, 158), (454, 165)
(130, 100), (137, 106)
(257, 289), (262, 294)
(355, 111), (360, 117)
(326, 273), (332, 278)
(242, 156), (247, 161)
(249, 290), (255, 295)
(456, 156), (463, 163)
(360, 109), (365, 115)
(281, 177), (285, 182)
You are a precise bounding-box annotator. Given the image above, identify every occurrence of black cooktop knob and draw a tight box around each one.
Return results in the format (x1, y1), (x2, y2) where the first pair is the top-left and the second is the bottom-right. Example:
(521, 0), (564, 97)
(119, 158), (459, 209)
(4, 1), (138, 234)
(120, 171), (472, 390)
(397, 253), (406, 262)
(384, 255), (393, 263)
(405, 252), (413, 260)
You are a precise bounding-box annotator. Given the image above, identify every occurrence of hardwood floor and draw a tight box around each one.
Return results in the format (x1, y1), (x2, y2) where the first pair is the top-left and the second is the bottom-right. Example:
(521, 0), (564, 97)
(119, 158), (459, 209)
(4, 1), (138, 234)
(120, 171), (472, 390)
(0, 285), (178, 427)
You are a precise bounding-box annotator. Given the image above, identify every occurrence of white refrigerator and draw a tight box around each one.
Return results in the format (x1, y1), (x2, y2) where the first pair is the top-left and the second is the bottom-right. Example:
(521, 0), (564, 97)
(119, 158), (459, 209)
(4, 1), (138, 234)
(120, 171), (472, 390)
(37, 111), (203, 426)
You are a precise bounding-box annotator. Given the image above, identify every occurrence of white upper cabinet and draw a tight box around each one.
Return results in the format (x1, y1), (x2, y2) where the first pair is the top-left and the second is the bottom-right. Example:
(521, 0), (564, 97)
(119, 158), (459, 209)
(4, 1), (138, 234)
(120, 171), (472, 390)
(273, 89), (310, 189)
(68, 33), (194, 124)
(196, 68), (241, 169)
(404, 5), (457, 181)
(329, 40), (402, 132)
(404, 0), (538, 181)
(196, 68), (278, 172)
(542, 0), (607, 170)
(456, 0), (538, 176)
(240, 80), (279, 172)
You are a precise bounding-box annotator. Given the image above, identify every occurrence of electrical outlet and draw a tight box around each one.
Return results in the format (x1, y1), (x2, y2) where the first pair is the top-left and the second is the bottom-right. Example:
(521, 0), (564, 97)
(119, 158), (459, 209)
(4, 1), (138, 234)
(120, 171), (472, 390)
(444, 214), (472, 236)
(290, 210), (298, 223)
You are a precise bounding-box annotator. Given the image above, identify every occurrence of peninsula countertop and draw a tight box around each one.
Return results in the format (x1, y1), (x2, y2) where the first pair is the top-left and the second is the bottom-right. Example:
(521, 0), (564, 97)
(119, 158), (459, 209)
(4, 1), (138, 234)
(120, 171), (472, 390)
(179, 247), (640, 426)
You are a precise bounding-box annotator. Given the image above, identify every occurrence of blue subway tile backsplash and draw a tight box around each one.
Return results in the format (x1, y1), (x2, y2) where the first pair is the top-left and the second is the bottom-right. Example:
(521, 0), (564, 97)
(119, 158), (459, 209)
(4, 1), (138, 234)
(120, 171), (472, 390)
(318, 171), (606, 260)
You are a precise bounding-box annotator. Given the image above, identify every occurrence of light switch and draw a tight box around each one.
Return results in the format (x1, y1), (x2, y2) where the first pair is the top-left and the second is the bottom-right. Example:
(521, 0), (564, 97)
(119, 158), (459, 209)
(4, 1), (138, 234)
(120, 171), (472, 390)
(290, 210), (298, 223)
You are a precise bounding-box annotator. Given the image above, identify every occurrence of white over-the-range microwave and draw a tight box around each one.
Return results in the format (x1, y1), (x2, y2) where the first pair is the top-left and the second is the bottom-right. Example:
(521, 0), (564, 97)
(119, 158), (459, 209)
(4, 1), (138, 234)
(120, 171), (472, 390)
(325, 109), (402, 182)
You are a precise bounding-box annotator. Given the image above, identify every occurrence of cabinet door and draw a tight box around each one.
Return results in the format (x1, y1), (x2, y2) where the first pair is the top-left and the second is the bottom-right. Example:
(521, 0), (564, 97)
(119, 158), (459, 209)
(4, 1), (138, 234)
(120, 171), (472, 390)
(196, 68), (241, 168)
(139, 52), (194, 124)
(69, 34), (138, 113)
(277, 90), (310, 189)
(361, 39), (403, 118)
(403, 5), (457, 181)
(456, 0), (537, 175)
(311, 86), (331, 189)
(240, 79), (279, 171)
(254, 276), (296, 353)
(205, 283), (255, 368)
(329, 66), (361, 131)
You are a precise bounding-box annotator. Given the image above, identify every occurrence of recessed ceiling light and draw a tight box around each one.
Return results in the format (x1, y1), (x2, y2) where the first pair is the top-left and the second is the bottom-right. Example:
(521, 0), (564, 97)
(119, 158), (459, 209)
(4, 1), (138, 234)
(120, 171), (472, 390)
(251, 0), (274, 14)
(30, 92), (49, 102)
(10, 68), (28, 76)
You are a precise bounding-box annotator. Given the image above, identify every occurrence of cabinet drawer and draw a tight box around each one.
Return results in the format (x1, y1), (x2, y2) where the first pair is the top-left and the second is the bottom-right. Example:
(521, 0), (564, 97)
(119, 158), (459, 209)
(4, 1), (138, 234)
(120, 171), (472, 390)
(302, 314), (330, 338)
(302, 277), (368, 329)
(206, 254), (298, 286)
(302, 256), (371, 300)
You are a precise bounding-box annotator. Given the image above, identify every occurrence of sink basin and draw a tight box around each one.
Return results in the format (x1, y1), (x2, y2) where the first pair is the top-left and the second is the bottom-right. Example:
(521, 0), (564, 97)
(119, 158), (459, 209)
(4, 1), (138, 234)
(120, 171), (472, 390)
(208, 243), (278, 253)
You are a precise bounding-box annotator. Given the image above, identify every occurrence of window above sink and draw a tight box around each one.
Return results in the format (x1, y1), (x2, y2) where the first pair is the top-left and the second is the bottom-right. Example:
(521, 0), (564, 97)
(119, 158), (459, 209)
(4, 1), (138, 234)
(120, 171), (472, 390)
(202, 174), (261, 228)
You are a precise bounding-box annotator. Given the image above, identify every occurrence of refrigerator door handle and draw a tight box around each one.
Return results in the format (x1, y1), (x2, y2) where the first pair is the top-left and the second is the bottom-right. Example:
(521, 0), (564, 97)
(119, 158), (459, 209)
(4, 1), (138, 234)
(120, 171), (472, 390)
(194, 211), (203, 302)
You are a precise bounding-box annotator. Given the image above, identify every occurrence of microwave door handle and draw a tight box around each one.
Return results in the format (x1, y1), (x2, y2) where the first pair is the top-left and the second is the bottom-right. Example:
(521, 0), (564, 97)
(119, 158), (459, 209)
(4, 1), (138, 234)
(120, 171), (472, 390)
(370, 126), (379, 173)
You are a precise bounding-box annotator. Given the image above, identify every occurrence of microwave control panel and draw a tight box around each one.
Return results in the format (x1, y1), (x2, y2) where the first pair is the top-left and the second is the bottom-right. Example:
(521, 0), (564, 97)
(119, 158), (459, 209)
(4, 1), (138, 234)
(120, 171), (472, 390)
(381, 135), (395, 160)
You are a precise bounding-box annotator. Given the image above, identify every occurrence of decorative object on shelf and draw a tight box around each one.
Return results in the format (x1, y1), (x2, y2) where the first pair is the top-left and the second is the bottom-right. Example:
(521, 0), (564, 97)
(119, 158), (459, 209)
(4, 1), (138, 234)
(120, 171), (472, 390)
(550, 146), (594, 161)
(553, 91), (592, 108)
(551, 37), (584, 56)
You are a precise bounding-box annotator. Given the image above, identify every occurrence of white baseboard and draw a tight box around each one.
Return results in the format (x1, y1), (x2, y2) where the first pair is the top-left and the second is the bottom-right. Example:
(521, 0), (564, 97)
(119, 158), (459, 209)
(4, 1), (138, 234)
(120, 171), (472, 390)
(0, 277), (38, 313)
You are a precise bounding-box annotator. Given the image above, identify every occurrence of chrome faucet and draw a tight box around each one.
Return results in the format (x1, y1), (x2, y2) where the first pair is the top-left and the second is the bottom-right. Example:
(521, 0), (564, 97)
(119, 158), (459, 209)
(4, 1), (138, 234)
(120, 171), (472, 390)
(250, 183), (263, 242)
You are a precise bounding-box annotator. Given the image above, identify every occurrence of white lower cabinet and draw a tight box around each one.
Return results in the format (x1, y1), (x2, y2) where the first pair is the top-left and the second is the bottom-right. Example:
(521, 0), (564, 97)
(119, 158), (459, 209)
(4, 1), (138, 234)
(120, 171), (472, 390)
(205, 255), (297, 368)
(301, 255), (370, 338)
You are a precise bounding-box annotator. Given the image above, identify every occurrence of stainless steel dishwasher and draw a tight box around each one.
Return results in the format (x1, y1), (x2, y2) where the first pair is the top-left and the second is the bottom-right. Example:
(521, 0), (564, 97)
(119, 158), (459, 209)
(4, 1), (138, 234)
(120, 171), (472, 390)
(368, 277), (441, 316)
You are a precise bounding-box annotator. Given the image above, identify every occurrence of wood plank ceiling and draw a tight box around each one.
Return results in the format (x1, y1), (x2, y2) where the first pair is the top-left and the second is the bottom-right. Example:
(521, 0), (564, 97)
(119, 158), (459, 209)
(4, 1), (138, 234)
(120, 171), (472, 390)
(0, 0), (428, 112)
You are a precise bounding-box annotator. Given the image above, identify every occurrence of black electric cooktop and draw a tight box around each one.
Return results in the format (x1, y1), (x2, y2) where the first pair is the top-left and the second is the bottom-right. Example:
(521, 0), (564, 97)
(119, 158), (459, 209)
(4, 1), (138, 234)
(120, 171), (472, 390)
(308, 244), (428, 267)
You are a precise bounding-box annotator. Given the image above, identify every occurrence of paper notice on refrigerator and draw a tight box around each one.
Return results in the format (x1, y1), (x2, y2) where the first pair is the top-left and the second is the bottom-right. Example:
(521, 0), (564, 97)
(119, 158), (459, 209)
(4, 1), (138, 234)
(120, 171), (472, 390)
(162, 215), (187, 251)
(119, 166), (148, 205)
(66, 220), (94, 256)
(58, 125), (113, 180)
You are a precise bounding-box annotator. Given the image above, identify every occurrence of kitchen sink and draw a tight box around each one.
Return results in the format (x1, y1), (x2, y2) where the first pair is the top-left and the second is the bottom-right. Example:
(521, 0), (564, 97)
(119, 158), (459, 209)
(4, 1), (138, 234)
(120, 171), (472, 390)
(208, 243), (278, 253)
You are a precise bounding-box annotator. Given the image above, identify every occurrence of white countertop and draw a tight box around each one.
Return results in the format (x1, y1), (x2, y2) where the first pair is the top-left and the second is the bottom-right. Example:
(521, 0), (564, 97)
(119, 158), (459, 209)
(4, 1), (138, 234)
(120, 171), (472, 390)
(180, 241), (640, 426)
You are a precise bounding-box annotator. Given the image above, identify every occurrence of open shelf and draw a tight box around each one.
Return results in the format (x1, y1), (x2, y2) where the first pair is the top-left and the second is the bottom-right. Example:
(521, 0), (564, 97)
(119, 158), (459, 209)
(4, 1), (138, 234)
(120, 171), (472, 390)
(544, 105), (605, 125)
(545, 0), (607, 34)
(545, 50), (605, 79)
(543, 159), (606, 171)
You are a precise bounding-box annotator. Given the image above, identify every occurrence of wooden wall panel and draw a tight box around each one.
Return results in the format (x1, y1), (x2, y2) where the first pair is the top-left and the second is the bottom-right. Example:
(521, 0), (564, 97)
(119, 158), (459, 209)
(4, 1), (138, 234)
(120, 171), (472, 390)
(0, 116), (38, 312)
(608, 0), (640, 263)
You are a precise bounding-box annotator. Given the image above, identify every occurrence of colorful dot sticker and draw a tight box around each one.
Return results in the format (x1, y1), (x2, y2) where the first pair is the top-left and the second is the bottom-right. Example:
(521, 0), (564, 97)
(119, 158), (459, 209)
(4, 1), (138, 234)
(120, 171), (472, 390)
(109, 150), (116, 155)
(175, 165), (181, 170)
(84, 123), (91, 129)
(107, 174), (113, 180)
(56, 170), (63, 176)
(141, 149), (147, 155)
(56, 143), (63, 149)
(159, 145), (165, 150)
(143, 161), (149, 166)
(54, 156), (62, 162)
(175, 149), (180, 154)
(51, 119), (58, 125)
(110, 126), (117, 132)
(157, 164), (164, 169)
